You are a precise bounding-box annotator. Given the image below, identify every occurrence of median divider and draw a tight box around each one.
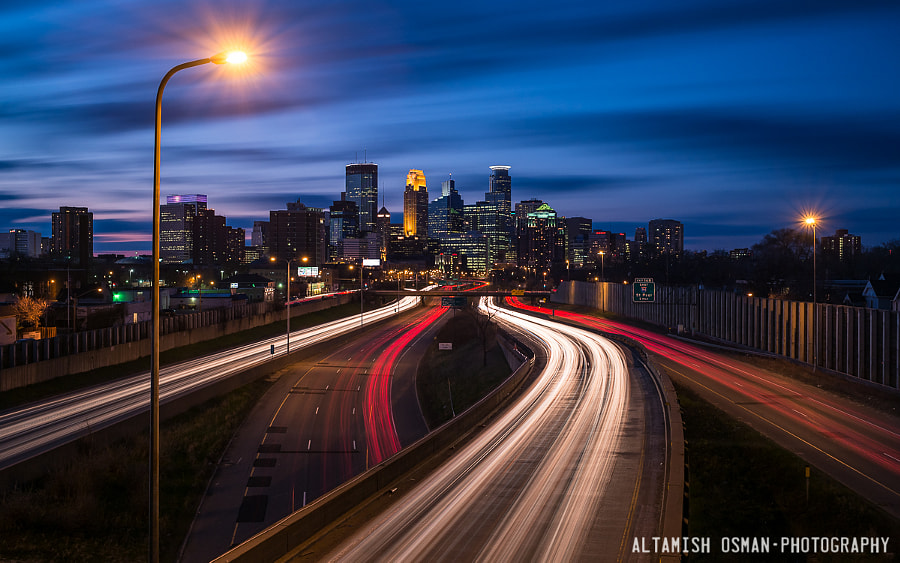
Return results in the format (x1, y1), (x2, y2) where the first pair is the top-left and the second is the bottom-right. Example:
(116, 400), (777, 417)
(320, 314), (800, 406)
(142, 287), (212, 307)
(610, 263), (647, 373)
(212, 333), (537, 563)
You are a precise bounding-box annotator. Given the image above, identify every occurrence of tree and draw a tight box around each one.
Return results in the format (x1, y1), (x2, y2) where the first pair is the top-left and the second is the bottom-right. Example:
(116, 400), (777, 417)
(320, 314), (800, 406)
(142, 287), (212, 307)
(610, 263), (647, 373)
(15, 295), (49, 330)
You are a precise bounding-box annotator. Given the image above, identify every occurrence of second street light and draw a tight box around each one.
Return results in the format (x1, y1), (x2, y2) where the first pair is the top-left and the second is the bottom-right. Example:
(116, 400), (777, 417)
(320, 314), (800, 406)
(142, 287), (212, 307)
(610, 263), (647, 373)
(149, 49), (246, 563)
(804, 215), (818, 371)
(271, 256), (296, 354)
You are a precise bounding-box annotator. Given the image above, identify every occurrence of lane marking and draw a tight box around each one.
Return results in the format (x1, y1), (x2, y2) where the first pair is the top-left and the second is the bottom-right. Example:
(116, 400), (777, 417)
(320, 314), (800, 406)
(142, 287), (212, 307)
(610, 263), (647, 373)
(307, 440), (311, 451)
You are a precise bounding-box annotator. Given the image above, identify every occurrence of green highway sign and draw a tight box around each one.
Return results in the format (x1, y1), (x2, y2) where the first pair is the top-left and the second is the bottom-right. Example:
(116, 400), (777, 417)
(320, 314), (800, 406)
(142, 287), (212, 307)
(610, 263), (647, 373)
(441, 296), (467, 308)
(633, 278), (656, 302)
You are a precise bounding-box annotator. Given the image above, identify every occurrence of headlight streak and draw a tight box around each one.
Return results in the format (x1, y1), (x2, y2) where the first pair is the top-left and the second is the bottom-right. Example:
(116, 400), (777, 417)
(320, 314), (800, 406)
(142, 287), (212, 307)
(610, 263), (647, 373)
(0, 293), (429, 470)
(327, 297), (631, 560)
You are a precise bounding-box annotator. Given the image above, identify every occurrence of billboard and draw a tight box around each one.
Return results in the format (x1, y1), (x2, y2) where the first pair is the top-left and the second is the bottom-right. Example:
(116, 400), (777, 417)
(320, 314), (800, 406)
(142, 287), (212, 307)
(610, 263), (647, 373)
(297, 267), (319, 277)
(362, 259), (381, 267)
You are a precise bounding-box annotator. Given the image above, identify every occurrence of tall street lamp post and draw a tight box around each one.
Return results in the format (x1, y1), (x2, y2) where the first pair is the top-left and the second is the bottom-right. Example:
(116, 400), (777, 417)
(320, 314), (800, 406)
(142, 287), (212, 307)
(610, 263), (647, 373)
(599, 251), (605, 282)
(805, 216), (817, 371)
(150, 50), (246, 563)
(271, 256), (296, 354)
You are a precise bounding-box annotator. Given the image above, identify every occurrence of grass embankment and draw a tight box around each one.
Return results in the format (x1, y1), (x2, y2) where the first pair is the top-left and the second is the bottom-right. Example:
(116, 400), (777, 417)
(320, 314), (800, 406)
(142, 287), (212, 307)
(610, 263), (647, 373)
(676, 382), (899, 561)
(0, 377), (271, 562)
(0, 302), (360, 411)
(416, 312), (511, 429)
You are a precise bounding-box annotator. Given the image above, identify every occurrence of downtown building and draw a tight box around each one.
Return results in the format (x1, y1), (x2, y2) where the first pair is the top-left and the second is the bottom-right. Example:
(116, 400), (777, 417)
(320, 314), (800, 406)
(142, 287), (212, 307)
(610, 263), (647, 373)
(482, 165), (513, 266)
(268, 200), (327, 266)
(428, 177), (464, 240)
(0, 229), (42, 258)
(51, 206), (93, 266)
(160, 195), (207, 264)
(403, 169), (429, 237)
(821, 229), (862, 262)
(345, 163), (378, 234)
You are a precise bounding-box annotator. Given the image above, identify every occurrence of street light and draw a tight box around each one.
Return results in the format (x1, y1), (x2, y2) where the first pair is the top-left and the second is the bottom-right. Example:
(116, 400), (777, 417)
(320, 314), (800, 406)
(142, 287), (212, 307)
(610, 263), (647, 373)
(149, 49), (246, 563)
(271, 256), (295, 354)
(72, 287), (102, 332)
(804, 216), (817, 371)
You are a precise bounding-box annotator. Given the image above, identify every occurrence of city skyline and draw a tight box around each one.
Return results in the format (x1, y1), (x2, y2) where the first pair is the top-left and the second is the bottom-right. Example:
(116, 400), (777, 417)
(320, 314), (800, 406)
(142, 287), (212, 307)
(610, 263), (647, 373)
(1, 1), (899, 254)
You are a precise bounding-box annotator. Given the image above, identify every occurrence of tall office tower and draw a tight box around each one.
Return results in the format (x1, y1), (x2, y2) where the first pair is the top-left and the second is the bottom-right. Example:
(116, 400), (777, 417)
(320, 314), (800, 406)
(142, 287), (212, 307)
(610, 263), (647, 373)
(375, 206), (391, 260)
(0, 229), (42, 258)
(523, 203), (560, 270)
(482, 165), (512, 266)
(514, 198), (543, 266)
(159, 194), (207, 264)
(268, 200), (327, 265)
(648, 219), (684, 258)
(403, 169), (429, 237)
(251, 221), (269, 247)
(51, 206), (94, 266)
(192, 209), (245, 266)
(345, 163), (378, 234)
(428, 177), (464, 240)
(328, 198), (359, 259)
(565, 217), (592, 268)
(821, 229), (862, 262)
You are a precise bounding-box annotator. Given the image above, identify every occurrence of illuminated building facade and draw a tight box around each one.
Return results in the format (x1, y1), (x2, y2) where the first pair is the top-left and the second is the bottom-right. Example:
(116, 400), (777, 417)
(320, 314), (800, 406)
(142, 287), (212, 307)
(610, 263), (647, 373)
(821, 229), (862, 262)
(428, 177), (464, 240)
(482, 165), (513, 265)
(269, 200), (327, 265)
(160, 195), (206, 264)
(345, 163), (378, 234)
(403, 169), (428, 237)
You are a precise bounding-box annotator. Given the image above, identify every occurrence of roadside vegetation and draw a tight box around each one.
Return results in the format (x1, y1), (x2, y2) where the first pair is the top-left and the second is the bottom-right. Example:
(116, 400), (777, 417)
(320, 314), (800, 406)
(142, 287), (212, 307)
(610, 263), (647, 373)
(416, 310), (511, 429)
(675, 382), (899, 561)
(0, 377), (271, 562)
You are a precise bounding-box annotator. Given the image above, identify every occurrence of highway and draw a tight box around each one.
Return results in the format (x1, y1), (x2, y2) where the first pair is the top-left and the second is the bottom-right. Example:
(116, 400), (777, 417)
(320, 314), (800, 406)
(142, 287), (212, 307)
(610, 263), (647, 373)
(507, 297), (900, 520)
(322, 297), (671, 561)
(0, 294), (424, 473)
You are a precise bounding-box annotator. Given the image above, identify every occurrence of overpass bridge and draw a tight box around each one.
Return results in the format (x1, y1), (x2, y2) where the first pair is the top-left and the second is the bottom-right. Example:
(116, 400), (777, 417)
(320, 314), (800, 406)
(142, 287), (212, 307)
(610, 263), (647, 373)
(367, 289), (553, 298)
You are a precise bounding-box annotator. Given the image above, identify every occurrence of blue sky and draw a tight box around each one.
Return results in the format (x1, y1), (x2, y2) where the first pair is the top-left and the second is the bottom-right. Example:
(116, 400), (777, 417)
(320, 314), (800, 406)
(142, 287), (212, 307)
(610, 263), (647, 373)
(1, 0), (899, 254)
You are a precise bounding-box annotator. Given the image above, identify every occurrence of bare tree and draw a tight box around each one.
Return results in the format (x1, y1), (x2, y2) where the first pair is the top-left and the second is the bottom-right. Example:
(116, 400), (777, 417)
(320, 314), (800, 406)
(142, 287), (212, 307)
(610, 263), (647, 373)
(464, 301), (497, 366)
(15, 295), (49, 329)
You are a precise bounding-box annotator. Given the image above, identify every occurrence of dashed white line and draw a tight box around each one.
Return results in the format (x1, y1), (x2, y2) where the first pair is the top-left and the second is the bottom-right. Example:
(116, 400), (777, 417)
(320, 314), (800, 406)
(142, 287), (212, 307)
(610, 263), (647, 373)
(307, 440), (311, 450)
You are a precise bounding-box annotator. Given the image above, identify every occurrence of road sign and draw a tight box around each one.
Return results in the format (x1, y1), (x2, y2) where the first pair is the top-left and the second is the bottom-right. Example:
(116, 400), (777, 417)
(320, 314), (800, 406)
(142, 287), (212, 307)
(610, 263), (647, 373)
(511, 290), (525, 296)
(441, 296), (467, 308)
(633, 279), (656, 302)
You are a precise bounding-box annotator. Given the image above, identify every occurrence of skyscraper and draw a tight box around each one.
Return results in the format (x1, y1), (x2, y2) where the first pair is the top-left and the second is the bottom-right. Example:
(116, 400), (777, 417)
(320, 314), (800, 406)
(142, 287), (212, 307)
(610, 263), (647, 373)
(482, 166), (512, 266)
(51, 206), (93, 266)
(428, 177), (464, 240)
(648, 219), (684, 258)
(328, 198), (359, 259)
(403, 169), (428, 237)
(192, 209), (245, 266)
(523, 203), (560, 270)
(345, 163), (378, 234)
(160, 195), (207, 264)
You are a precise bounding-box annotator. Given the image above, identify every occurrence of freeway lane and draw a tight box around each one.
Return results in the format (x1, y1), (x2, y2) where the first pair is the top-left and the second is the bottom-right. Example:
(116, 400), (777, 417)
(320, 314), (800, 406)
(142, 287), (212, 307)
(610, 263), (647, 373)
(507, 297), (900, 520)
(181, 300), (449, 561)
(321, 298), (671, 561)
(0, 295), (423, 473)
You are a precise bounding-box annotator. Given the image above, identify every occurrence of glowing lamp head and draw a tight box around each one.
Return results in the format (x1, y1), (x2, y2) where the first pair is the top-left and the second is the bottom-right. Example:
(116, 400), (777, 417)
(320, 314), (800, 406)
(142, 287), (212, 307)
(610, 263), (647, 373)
(211, 51), (248, 65)
(804, 217), (816, 226)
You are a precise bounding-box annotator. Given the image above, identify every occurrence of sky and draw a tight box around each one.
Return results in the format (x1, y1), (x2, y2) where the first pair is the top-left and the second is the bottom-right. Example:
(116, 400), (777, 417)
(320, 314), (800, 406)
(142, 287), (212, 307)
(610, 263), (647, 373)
(1, 0), (899, 254)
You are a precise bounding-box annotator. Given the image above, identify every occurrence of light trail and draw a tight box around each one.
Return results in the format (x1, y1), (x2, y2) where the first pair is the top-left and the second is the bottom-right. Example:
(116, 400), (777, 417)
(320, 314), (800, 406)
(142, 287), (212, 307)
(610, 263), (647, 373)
(506, 297), (900, 515)
(0, 294), (427, 472)
(327, 297), (635, 560)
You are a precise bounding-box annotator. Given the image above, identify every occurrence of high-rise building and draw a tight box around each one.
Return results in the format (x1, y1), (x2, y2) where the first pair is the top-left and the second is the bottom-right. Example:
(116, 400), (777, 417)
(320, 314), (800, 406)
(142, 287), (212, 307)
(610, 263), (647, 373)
(160, 195), (207, 264)
(648, 219), (684, 258)
(482, 166), (513, 266)
(514, 198), (544, 266)
(192, 209), (245, 266)
(0, 229), (42, 258)
(375, 206), (391, 260)
(821, 229), (862, 262)
(345, 163), (378, 234)
(268, 200), (327, 265)
(403, 169), (428, 237)
(428, 177), (464, 240)
(565, 217), (592, 268)
(522, 203), (560, 270)
(329, 198), (359, 259)
(51, 206), (93, 265)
